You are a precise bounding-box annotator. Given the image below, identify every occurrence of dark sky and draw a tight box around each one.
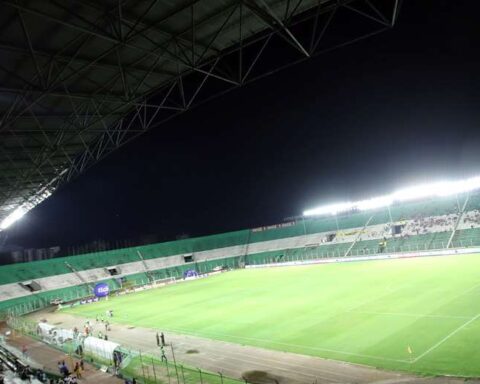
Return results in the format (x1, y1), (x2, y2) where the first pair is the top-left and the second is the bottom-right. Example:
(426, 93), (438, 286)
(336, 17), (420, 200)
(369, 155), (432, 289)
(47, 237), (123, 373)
(3, 0), (480, 251)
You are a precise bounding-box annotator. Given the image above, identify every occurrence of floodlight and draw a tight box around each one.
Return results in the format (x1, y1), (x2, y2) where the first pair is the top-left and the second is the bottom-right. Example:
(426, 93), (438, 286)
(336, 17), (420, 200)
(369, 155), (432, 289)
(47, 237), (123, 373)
(436, 176), (480, 197)
(0, 187), (53, 231)
(304, 174), (480, 217)
(0, 206), (27, 230)
(303, 202), (354, 216)
(357, 196), (393, 211)
(392, 183), (442, 202)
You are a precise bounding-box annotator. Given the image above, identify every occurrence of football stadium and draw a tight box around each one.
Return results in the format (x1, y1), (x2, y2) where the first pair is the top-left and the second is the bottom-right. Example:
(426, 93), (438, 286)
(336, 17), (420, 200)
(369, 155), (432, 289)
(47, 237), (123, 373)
(2, 181), (480, 382)
(1, 1), (479, 384)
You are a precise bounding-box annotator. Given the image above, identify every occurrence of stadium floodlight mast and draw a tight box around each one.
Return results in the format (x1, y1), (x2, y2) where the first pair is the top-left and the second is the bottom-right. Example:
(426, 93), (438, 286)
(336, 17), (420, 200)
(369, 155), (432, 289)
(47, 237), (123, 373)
(303, 175), (480, 217)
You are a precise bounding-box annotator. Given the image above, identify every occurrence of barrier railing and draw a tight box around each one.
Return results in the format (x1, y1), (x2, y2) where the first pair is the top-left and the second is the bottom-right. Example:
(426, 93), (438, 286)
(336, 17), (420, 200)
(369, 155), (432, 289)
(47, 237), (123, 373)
(4, 239), (480, 384)
(246, 239), (480, 264)
(6, 316), (246, 384)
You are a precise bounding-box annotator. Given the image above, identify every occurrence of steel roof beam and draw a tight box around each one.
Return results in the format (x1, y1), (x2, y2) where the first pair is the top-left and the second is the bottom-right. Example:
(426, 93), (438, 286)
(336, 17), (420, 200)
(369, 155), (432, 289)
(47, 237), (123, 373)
(0, 41), (176, 78)
(245, 0), (310, 57)
(0, 0), (402, 226)
(0, 0), (225, 130)
(79, 0), (223, 57)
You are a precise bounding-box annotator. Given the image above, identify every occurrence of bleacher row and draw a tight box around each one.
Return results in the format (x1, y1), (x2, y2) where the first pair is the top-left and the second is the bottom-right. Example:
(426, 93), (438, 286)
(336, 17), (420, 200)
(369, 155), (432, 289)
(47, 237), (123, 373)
(0, 194), (470, 282)
(1, 192), (480, 315)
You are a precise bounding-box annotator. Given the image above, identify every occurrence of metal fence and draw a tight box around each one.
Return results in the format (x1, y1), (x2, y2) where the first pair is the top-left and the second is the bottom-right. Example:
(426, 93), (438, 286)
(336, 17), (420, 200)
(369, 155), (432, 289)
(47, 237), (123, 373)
(6, 316), (246, 384)
(5, 288), (90, 317)
(4, 238), (480, 384)
(248, 239), (480, 263)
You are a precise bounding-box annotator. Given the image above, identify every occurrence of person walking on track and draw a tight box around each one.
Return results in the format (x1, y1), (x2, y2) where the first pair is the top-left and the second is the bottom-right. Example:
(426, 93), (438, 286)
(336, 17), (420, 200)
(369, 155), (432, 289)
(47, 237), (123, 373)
(160, 345), (167, 363)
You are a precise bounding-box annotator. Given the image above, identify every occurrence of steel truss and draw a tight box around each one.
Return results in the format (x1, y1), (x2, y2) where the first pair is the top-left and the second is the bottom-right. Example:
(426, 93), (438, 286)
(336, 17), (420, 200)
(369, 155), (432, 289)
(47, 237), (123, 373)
(0, 0), (402, 226)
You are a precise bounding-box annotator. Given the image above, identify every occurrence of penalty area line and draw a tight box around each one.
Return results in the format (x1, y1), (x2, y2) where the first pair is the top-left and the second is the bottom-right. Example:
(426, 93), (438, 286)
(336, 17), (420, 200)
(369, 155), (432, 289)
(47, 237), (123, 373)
(412, 313), (480, 363)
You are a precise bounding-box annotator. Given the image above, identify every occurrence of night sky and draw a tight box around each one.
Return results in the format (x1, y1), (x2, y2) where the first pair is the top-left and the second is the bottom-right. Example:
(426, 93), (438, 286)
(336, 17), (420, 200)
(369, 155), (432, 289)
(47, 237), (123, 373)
(3, 0), (480, 253)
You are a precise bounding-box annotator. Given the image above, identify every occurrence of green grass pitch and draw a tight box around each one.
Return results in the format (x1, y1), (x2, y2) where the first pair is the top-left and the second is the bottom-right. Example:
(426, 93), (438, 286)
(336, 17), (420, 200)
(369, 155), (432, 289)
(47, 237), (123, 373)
(64, 254), (480, 377)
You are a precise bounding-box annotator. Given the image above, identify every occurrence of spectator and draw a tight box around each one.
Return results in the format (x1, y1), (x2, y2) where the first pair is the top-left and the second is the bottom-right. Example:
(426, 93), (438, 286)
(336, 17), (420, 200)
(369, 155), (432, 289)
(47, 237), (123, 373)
(61, 361), (69, 377)
(74, 362), (81, 379)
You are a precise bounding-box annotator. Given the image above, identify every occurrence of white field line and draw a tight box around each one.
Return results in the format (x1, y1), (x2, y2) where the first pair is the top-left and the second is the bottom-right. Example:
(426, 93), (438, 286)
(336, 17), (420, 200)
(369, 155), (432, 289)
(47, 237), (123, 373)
(351, 311), (471, 320)
(409, 281), (480, 363)
(81, 285), (413, 364)
(447, 281), (480, 302)
(67, 280), (480, 367)
(150, 279), (480, 366)
(347, 280), (480, 317)
(412, 313), (480, 363)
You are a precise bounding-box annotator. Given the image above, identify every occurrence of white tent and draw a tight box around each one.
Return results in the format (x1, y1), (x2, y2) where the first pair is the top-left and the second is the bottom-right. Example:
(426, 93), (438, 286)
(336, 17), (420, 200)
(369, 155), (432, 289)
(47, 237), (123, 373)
(37, 322), (75, 344)
(83, 337), (120, 361)
(37, 322), (56, 336)
(55, 328), (74, 343)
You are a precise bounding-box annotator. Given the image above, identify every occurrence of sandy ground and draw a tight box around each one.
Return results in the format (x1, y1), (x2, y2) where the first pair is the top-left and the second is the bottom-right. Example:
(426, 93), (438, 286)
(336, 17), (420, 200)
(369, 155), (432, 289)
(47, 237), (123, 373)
(25, 310), (480, 384)
(0, 322), (122, 384)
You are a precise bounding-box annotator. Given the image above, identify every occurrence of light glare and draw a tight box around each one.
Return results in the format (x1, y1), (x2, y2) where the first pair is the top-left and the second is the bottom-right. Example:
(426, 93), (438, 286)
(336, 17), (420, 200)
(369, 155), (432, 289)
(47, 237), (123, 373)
(303, 202), (354, 216)
(0, 188), (52, 231)
(357, 196), (393, 211)
(304, 175), (480, 217)
(0, 206), (27, 230)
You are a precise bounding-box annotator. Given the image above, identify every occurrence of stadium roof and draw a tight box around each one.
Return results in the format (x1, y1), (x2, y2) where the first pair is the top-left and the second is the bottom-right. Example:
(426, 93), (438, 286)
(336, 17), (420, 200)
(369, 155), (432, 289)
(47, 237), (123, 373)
(0, 0), (401, 229)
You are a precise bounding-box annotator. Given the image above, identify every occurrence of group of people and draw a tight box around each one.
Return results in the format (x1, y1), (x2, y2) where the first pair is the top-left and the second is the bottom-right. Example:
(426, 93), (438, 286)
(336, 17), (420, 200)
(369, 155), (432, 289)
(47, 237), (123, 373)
(0, 361), (50, 384)
(406, 213), (457, 235)
(78, 313), (113, 340)
(155, 332), (167, 362)
(57, 359), (84, 380)
(463, 209), (480, 226)
(155, 332), (165, 347)
(81, 321), (94, 337)
(62, 315), (168, 384)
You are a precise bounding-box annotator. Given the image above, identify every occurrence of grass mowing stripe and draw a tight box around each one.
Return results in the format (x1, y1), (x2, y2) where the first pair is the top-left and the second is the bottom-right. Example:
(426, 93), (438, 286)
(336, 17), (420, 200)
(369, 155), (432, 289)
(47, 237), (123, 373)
(351, 311), (472, 320)
(345, 284), (406, 312)
(447, 281), (480, 301)
(412, 313), (480, 363)
(63, 254), (480, 376)
(76, 310), (411, 364)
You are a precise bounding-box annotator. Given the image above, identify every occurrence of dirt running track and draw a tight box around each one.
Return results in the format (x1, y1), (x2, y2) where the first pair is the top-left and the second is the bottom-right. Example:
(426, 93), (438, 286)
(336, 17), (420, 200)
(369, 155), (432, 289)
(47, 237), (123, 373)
(28, 310), (479, 384)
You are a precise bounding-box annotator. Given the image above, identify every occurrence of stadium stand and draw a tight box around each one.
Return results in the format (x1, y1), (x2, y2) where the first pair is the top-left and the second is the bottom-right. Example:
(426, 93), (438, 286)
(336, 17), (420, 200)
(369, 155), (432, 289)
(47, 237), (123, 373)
(1, 191), (480, 315)
(0, 343), (61, 384)
(0, 284), (27, 300)
(451, 227), (480, 247)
